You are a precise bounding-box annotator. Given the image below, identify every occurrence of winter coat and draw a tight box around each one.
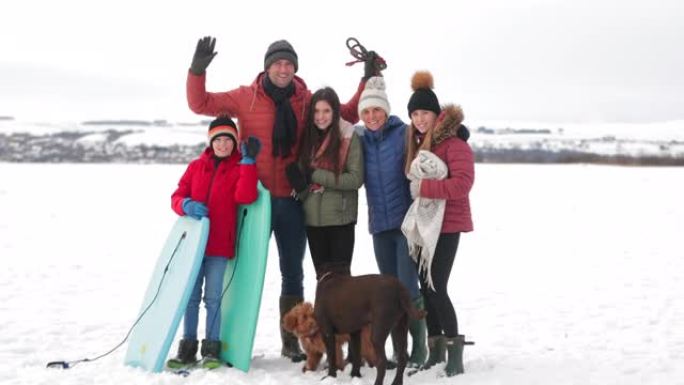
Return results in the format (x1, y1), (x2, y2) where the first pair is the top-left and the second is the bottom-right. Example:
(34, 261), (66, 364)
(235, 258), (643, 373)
(187, 72), (365, 198)
(357, 115), (413, 234)
(418, 105), (474, 233)
(171, 147), (258, 258)
(301, 121), (364, 227)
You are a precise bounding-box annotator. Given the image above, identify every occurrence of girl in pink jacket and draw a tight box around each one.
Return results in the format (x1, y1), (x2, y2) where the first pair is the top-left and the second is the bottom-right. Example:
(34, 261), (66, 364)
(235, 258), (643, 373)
(404, 71), (474, 377)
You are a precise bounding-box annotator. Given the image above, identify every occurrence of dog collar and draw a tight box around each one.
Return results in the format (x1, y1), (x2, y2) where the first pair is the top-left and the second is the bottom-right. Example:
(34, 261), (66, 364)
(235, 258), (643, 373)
(317, 271), (334, 283)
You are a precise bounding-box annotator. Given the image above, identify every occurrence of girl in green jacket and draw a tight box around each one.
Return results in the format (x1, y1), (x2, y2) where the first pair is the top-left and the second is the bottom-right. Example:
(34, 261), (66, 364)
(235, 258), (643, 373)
(286, 87), (364, 277)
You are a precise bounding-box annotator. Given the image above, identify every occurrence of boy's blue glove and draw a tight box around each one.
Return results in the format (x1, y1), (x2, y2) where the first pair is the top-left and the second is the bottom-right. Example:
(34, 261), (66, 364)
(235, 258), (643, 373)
(240, 136), (261, 165)
(182, 198), (208, 219)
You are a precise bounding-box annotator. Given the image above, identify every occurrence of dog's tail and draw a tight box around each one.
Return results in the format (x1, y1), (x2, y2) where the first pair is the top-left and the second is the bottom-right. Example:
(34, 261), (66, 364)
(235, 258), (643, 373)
(410, 307), (427, 320)
(400, 289), (427, 320)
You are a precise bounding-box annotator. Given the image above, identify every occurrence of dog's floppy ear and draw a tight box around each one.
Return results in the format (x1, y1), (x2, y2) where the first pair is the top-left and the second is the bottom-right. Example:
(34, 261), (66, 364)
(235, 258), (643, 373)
(282, 307), (298, 332)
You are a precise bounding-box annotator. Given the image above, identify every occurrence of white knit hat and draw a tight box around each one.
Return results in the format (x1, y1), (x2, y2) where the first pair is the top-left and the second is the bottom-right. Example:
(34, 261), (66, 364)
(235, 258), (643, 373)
(358, 76), (391, 117)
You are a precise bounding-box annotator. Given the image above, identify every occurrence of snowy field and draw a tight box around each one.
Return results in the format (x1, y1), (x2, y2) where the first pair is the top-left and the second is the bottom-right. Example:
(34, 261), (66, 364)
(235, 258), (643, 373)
(1, 163), (683, 385)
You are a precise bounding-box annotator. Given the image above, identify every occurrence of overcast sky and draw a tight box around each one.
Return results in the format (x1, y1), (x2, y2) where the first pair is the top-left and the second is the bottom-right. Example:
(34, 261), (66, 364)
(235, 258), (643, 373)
(1, 0), (683, 124)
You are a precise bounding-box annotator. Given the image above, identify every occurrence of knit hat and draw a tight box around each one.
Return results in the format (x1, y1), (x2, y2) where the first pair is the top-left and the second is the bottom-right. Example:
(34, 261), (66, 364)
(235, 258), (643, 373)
(358, 76), (391, 117)
(208, 116), (238, 147)
(264, 40), (299, 72)
(407, 71), (441, 116)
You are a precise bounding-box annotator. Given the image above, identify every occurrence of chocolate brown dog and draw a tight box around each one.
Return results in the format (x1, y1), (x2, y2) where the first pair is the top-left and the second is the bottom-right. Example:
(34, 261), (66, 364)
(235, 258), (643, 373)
(314, 264), (426, 385)
(282, 302), (377, 372)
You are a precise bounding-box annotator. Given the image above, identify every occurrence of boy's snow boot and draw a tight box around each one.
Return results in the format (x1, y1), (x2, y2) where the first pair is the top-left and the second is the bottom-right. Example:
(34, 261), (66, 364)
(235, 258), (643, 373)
(421, 335), (446, 370)
(199, 339), (222, 369)
(166, 339), (198, 369)
(280, 295), (306, 362)
(407, 296), (428, 368)
(445, 335), (473, 376)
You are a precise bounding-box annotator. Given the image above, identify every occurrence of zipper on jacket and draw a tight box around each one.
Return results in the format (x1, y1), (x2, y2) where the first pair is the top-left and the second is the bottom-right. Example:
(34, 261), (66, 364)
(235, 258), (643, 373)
(316, 189), (323, 225)
(375, 141), (389, 226)
(272, 155), (279, 197)
(205, 161), (220, 204)
(341, 196), (347, 223)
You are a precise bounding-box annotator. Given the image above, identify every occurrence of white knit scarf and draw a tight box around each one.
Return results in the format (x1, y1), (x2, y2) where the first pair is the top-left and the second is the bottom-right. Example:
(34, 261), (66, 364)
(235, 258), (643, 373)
(401, 150), (448, 290)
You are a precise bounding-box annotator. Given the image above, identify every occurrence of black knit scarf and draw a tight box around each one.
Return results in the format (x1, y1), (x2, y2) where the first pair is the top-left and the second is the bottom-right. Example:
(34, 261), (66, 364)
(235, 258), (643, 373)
(263, 75), (297, 157)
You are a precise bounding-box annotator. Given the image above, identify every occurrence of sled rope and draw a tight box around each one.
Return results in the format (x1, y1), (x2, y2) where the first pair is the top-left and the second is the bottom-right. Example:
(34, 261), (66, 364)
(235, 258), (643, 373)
(345, 37), (387, 70)
(46, 232), (188, 369)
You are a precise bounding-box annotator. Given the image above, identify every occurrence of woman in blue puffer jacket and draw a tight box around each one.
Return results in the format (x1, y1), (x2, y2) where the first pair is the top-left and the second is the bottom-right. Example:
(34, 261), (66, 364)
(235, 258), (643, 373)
(355, 76), (427, 368)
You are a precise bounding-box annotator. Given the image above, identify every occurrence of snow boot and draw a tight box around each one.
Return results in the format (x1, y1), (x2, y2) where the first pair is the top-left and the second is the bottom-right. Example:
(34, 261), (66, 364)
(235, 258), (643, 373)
(421, 335), (446, 370)
(445, 335), (472, 376)
(166, 339), (198, 369)
(407, 296), (428, 368)
(280, 295), (306, 362)
(199, 339), (222, 369)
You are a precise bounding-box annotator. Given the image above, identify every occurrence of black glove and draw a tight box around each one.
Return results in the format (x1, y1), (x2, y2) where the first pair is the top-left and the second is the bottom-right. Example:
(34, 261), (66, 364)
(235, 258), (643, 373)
(242, 136), (261, 159)
(190, 36), (217, 75)
(457, 124), (470, 142)
(285, 162), (308, 194)
(363, 51), (385, 81)
(239, 136), (261, 164)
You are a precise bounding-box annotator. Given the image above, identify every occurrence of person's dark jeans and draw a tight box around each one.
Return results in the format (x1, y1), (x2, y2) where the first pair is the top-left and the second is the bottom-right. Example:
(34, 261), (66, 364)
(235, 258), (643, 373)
(271, 197), (307, 297)
(372, 228), (420, 299)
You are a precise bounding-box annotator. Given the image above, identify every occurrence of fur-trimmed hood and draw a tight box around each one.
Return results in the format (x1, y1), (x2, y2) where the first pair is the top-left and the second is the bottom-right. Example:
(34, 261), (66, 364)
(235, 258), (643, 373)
(432, 104), (469, 144)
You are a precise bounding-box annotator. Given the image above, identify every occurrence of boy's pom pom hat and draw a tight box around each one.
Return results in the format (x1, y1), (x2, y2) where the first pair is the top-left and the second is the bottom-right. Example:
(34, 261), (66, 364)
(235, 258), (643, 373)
(208, 116), (238, 147)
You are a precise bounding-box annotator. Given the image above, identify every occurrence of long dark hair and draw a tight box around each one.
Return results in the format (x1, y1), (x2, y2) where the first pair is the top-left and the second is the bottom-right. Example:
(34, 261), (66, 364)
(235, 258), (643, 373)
(300, 87), (342, 176)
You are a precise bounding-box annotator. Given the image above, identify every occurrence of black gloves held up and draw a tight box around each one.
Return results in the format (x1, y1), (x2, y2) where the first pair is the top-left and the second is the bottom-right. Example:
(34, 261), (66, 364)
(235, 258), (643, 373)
(190, 36), (217, 76)
(285, 162), (309, 194)
(363, 50), (386, 81)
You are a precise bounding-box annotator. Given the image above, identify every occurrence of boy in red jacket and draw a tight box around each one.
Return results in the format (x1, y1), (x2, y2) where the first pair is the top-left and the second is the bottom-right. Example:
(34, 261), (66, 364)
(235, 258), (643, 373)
(167, 116), (260, 369)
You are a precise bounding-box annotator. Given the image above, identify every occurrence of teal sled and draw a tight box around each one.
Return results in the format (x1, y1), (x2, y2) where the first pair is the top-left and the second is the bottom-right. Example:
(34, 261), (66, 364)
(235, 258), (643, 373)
(124, 216), (209, 372)
(219, 182), (271, 372)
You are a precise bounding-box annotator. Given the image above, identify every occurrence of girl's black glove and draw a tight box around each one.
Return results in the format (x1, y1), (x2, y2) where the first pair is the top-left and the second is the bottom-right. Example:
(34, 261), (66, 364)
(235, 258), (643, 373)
(285, 162), (308, 194)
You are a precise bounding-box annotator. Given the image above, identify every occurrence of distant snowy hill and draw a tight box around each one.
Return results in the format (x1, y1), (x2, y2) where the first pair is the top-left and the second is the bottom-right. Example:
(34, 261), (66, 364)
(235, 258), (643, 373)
(472, 120), (684, 165)
(1, 119), (683, 164)
(0, 120), (207, 163)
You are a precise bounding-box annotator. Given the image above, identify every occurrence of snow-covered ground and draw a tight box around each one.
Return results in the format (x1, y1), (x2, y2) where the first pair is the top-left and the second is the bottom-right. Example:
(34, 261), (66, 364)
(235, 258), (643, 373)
(1, 163), (683, 385)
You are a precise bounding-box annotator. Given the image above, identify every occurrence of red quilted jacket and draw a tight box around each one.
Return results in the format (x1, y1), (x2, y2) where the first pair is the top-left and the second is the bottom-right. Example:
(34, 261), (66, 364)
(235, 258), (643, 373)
(171, 148), (257, 258)
(187, 71), (364, 197)
(419, 106), (474, 233)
